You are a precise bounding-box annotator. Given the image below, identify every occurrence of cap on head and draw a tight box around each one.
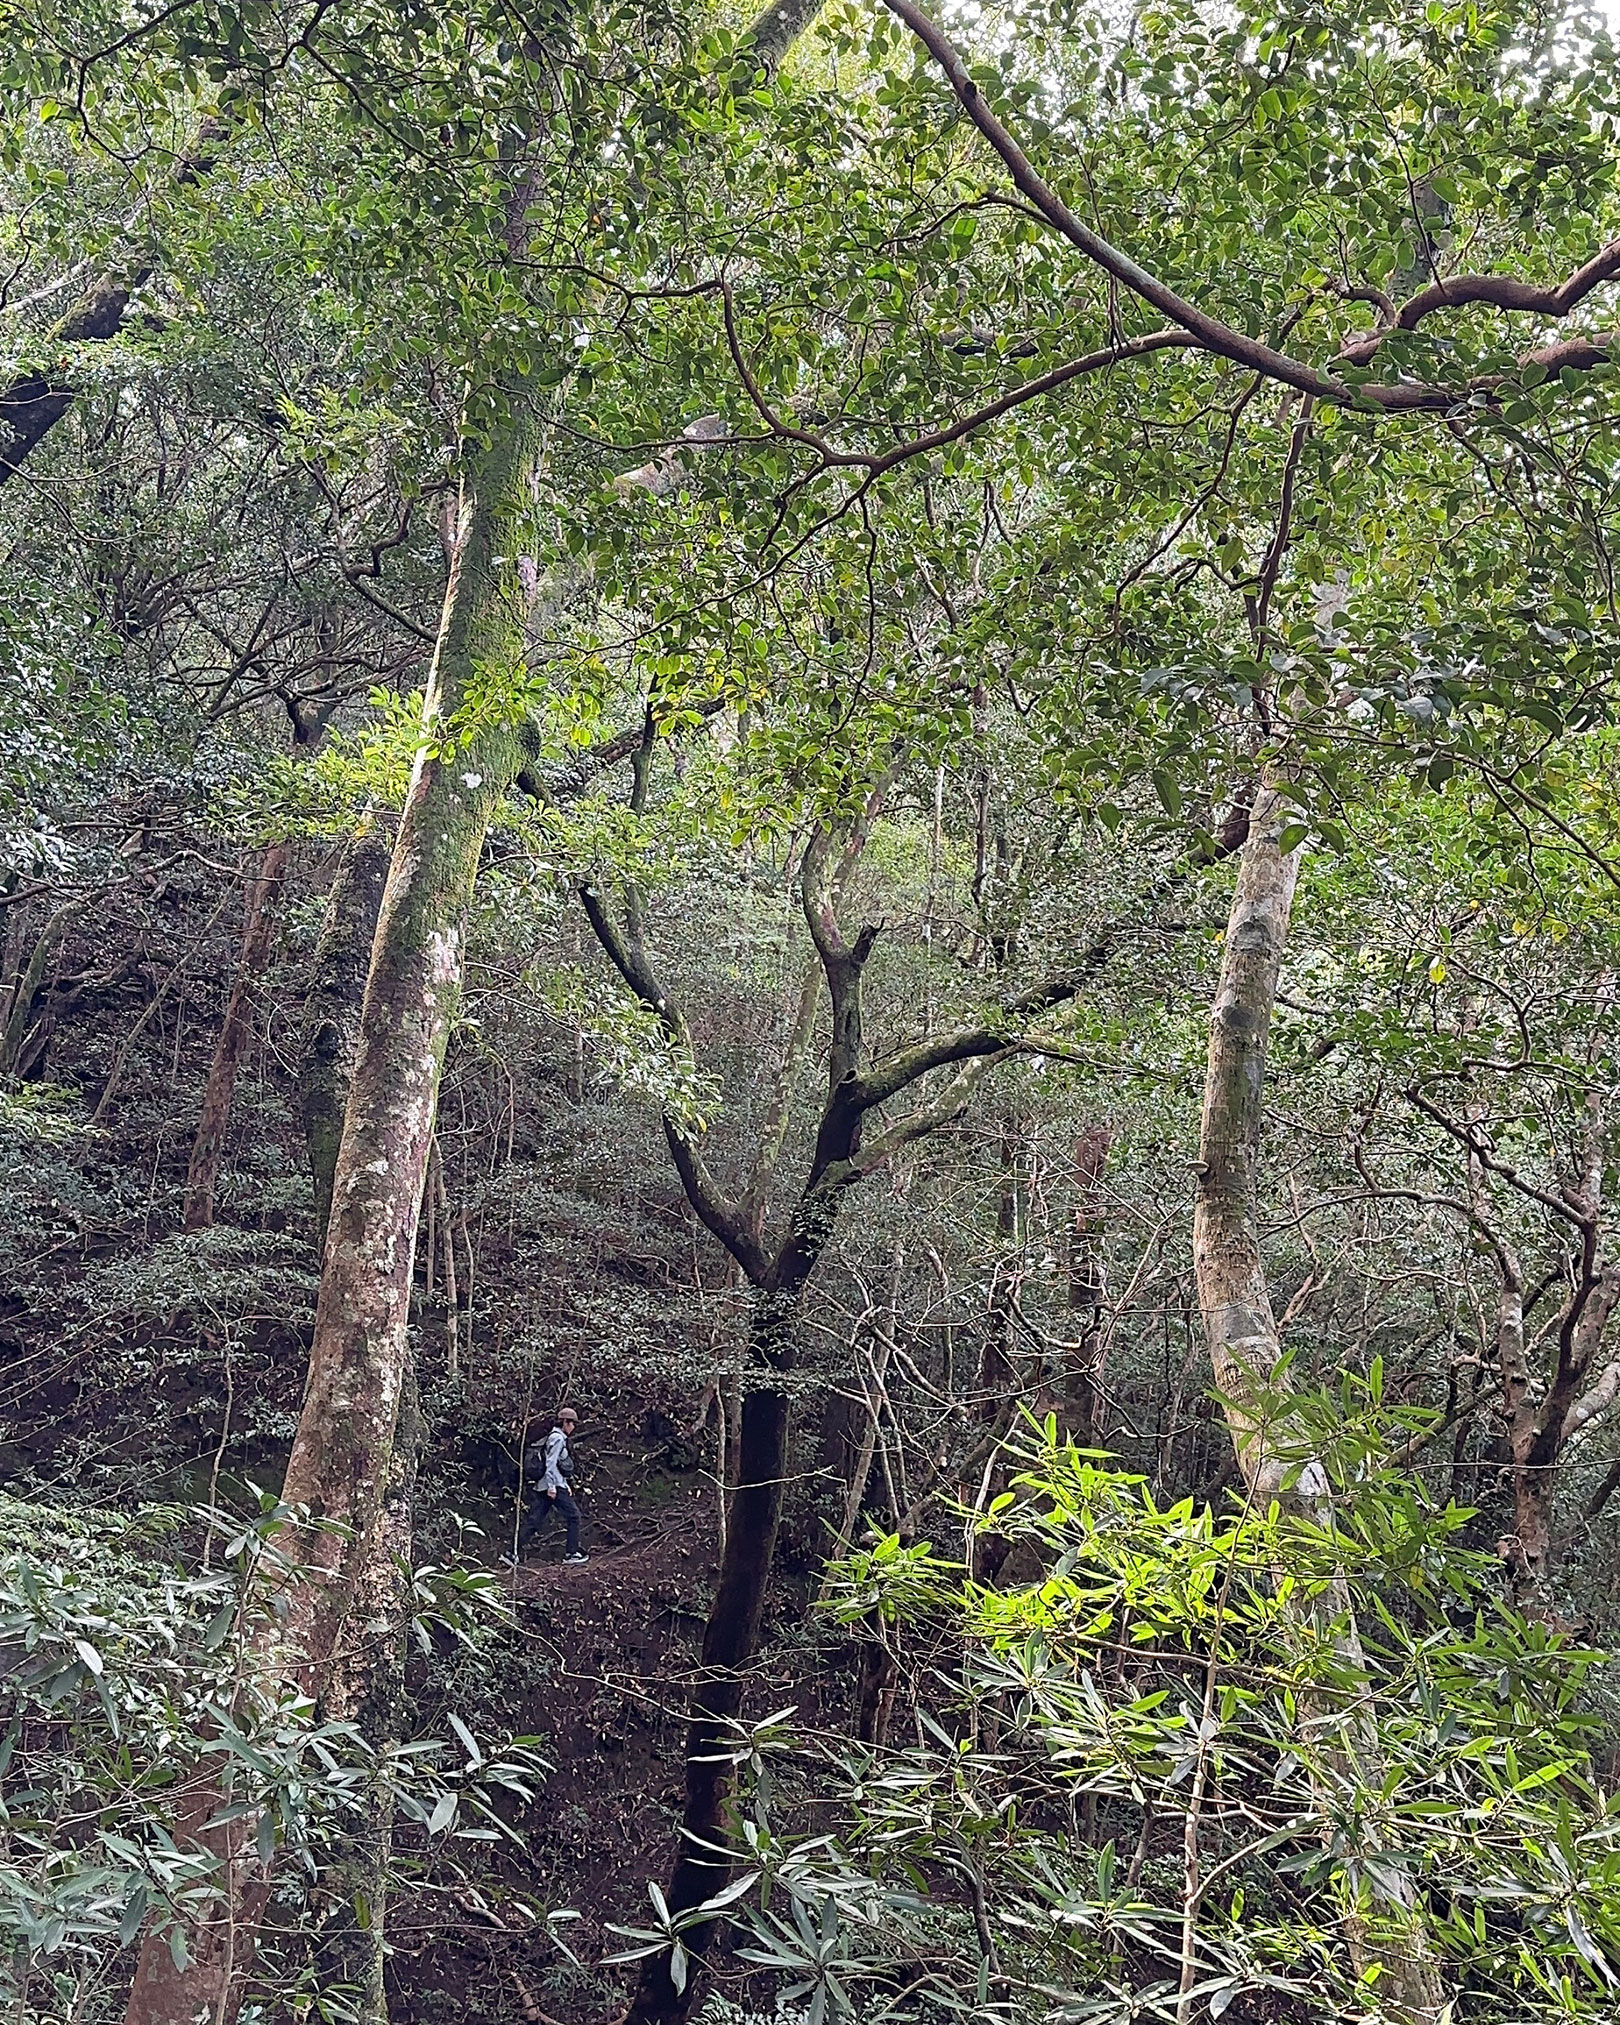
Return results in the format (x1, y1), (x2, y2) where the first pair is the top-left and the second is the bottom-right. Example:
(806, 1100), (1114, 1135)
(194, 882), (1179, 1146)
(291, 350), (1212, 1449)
(558, 1405), (579, 1425)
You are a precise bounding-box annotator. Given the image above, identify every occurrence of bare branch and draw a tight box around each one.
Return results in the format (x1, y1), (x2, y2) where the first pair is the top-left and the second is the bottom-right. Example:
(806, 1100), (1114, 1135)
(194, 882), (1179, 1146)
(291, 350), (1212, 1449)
(1350, 1131), (1521, 1287)
(1406, 1084), (1594, 1231)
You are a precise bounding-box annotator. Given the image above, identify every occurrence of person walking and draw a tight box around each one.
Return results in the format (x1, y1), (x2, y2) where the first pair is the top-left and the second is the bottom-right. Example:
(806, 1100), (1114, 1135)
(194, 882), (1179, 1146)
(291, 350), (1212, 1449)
(515, 1405), (587, 1564)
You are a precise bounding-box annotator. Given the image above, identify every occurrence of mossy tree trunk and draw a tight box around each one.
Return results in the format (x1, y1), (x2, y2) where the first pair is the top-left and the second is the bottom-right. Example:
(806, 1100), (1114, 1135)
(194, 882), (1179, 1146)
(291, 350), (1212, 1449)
(1192, 786), (1306, 1502)
(126, 12), (843, 2014)
(311, 1349), (426, 2020)
(1192, 785), (1449, 2025)
(123, 398), (539, 2025)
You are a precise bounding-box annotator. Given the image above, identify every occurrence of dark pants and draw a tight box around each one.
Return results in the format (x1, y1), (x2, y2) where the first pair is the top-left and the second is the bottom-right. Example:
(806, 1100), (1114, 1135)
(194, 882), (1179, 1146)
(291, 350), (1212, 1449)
(518, 1485), (580, 1557)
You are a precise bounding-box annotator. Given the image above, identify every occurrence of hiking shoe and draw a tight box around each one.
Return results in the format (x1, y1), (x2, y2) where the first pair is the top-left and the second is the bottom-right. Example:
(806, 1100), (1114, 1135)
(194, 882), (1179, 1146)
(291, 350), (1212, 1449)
(563, 1552), (589, 1565)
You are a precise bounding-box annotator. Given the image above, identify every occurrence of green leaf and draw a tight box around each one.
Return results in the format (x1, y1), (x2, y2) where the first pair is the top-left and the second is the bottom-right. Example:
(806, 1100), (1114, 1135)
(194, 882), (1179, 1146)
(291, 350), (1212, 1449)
(118, 1885), (148, 1946)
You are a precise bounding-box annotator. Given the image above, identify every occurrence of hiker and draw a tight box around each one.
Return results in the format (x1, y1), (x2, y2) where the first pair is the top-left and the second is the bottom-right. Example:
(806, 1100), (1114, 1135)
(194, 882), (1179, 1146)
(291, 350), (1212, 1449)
(515, 1405), (587, 1564)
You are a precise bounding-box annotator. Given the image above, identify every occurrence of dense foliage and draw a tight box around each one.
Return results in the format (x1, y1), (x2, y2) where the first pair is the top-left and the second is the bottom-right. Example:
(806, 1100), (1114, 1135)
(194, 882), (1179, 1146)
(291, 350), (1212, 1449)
(3, 0), (1620, 2021)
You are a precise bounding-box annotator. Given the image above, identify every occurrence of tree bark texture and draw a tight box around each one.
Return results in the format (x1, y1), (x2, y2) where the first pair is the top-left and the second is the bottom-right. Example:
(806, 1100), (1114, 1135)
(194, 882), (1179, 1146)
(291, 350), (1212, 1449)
(1505, 1261), (1620, 1606)
(272, 405), (537, 1685)
(1192, 787), (1448, 2025)
(121, 1790), (272, 2025)
(183, 843), (292, 1231)
(1192, 788), (1309, 1505)
(624, 1296), (796, 2025)
(312, 1347), (426, 2023)
(124, 396), (540, 2025)
(299, 832), (392, 1253)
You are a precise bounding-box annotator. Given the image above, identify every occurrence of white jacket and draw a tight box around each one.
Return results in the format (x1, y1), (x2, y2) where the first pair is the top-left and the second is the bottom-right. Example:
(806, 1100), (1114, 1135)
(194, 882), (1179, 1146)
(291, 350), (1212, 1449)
(541, 1426), (572, 1493)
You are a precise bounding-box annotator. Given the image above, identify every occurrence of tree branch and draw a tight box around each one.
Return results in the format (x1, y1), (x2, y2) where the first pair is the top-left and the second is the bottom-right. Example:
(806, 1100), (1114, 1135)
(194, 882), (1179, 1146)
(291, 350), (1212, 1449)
(1340, 238), (1620, 361)
(882, 0), (1617, 412)
(850, 1051), (1012, 1174)
(514, 698), (727, 805)
(847, 833), (1248, 1116)
(1406, 1084), (1594, 1231)
(1350, 1131), (1521, 1287)
(717, 275), (1197, 472)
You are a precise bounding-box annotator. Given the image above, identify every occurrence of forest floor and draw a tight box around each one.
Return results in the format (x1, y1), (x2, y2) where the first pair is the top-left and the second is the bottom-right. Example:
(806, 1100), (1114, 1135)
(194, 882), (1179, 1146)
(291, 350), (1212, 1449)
(395, 1474), (723, 2022)
(390, 1396), (820, 2025)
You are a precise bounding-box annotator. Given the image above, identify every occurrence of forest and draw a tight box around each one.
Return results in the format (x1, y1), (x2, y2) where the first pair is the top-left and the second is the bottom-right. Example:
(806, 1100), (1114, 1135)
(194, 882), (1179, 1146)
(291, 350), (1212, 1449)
(4, 0), (1620, 2020)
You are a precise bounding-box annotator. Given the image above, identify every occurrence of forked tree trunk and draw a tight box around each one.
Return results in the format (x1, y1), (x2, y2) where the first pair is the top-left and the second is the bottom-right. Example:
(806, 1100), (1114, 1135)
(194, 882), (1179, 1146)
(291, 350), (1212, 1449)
(1505, 1260), (1620, 1611)
(299, 832), (392, 1252)
(123, 398), (540, 2025)
(604, 800), (1036, 2023)
(1192, 786), (1447, 2025)
(183, 843), (292, 1230)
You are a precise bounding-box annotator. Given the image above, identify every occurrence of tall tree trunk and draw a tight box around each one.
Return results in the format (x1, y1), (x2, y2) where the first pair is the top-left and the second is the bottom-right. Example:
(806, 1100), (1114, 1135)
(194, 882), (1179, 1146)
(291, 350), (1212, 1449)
(299, 832), (392, 1253)
(624, 1290), (797, 2025)
(1192, 790), (1305, 1502)
(0, 900), (78, 1078)
(1192, 786), (1447, 2025)
(123, 395), (539, 2025)
(183, 843), (292, 1231)
(312, 1348), (426, 2023)
(124, 1360), (424, 2025)
(267, 404), (537, 1676)
(127, 8), (836, 2012)
(1064, 1122), (1113, 1445)
(1491, 1268), (1553, 1601)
